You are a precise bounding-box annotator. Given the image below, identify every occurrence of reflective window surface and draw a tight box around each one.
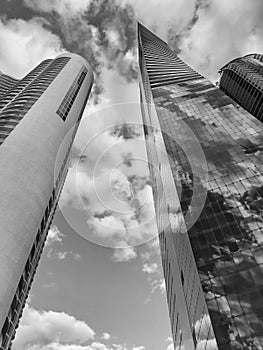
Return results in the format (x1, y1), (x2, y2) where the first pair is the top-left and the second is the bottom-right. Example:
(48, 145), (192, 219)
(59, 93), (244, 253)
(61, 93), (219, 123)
(56, 66), (87, 121)
(154, 80), (263, 349)
(219, 54), (263, 122)
(139, 23), (263, 350)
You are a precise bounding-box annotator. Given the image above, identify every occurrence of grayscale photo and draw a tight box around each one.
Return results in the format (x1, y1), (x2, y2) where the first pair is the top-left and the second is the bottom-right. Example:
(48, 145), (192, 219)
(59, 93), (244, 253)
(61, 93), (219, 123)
(0, 1), (263, 350)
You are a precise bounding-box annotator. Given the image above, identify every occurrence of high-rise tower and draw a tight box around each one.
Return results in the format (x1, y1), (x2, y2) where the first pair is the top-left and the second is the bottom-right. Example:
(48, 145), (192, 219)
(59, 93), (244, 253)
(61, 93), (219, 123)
(0, 72), (18, 99)
(138, 23), (263, 350)
(219, 54), (263, 122)
(0, 53), (93, 349)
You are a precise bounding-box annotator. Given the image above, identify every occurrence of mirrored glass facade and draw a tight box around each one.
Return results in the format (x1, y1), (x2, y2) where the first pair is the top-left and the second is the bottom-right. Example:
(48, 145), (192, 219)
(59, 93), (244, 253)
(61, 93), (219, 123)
(138, 23), (263, 350)
(219, 54), (263, 122)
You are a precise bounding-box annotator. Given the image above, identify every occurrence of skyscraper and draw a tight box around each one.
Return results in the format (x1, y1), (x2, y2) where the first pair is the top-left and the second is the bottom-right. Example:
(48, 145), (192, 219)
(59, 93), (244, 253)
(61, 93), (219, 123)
(138, 23), (263, 350)
(219, 54), (263, 122)
(0, 53), (93, 349)
(0, 72), (18, 99)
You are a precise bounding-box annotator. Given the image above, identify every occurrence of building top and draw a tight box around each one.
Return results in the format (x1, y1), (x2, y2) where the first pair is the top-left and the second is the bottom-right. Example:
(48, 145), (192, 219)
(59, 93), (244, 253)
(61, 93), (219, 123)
(219, 53), (263, 73)
(138, 22), (201, 88)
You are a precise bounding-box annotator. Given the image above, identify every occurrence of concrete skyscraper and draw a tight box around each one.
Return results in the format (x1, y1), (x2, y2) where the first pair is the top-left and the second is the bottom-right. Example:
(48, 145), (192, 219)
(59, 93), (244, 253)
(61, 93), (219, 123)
(219, 54), (263, 122)
(0, 53), (93, 349)
(138, 23), (263, 350)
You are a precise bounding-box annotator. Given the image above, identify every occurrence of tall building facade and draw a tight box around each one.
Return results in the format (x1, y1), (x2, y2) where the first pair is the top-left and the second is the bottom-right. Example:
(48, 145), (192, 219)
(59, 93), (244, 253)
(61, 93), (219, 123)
(0, 72), (18, 99)
(0, 53), (93, 349)
(219, 54), (263, 122)
(138, 23), (263, 350)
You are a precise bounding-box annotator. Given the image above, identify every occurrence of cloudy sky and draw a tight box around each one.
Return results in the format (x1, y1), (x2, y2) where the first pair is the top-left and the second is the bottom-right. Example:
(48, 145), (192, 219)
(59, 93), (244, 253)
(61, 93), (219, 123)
(1, 0), (263, 350)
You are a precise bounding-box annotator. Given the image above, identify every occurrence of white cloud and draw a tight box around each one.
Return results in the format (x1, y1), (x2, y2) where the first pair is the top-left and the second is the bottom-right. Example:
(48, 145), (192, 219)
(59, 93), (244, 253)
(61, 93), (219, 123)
(112, 345), (128, 350)
(105, 29), (121, 47)
(140, 238), (165, 296)
(180, 0), (263, 81)
(21, 343), (115, 350)
(96, 69), (140, 109)
(90, 342), (109, 350)
(122, 0), (196, 41)
(24, 345), (92, 350)
(151, 278), (166, 294)
(45, 227), (81, 261)
(101, 333), (111, 341)
(140, 251), (150, 261)
(46, 226), (66, 260)
(46, 226), (65, 246)
(166, 344), (174, 350)
(13, 305), (95, 350)
(0, 17), (63, 78)
(112, 242), (137, 262)
(13, 305), (143, 350)
(72, 253), (81, 261)
(58, 102), (157, 259)
(48, 250), (81, 261)
(18, 341), (144, 350)
(142, 263), (159, 274)
(56, 251), (68, 260)
(89, 215), (127, 241)
(165, 337), (173, 343)
(24, 0), (90, 16)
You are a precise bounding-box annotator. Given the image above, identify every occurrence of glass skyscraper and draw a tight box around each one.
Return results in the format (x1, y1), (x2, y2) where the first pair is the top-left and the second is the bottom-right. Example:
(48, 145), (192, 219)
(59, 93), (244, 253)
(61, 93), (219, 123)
(138, 22), (263, 350)
(0, 53), (93, 349)
(219, 54), (263, 122)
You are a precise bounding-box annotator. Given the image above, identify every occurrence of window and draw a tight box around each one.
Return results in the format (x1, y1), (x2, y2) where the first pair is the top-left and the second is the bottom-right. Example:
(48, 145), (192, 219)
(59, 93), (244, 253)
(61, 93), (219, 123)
(181, 270), (184, 286)
(0, 57), (70, 146)
(56, 66), (88, 121)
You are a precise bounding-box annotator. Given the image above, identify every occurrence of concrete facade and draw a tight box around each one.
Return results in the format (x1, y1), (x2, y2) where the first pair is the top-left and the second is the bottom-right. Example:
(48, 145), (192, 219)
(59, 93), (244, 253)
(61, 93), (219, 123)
(0, 53), (93, 349)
